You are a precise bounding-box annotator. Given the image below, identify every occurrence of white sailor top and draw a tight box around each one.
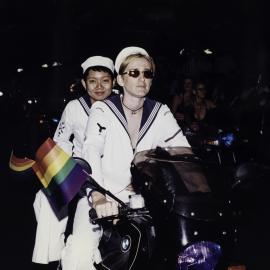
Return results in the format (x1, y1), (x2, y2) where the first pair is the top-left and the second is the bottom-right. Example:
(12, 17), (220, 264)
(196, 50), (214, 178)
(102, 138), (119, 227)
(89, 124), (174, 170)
(32, 95), (92, 264)
(82, 95), (190, 199)
(53, 94), (92, 157)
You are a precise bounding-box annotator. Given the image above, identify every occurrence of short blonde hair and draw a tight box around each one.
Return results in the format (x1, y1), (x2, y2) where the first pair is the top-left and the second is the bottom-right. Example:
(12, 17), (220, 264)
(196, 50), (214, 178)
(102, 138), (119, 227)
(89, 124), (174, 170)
(119, 53), (156, 75)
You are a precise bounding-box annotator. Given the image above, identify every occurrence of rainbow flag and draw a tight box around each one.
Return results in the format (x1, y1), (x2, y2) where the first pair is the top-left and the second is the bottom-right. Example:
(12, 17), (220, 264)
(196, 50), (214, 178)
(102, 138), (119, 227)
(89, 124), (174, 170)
(9, 151), (35, 172)
(10, 138), (90, 218)
(32, 138), (89, 217)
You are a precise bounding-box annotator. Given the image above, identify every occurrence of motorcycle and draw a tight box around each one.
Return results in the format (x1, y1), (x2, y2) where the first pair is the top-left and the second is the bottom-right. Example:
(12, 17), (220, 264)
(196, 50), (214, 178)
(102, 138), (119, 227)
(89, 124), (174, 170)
(75, 146), (239, 270)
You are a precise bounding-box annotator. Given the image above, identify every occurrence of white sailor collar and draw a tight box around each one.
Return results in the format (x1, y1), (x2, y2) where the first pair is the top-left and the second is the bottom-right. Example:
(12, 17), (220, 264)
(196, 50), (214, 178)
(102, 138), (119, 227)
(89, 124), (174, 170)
(103, 95), (162, 145)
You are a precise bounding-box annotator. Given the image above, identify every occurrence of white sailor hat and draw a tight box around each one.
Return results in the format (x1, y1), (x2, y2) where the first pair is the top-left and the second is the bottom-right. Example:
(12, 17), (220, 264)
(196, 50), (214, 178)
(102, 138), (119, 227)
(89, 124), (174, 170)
(114, 46), (149, 74)
(81, 56), (114, 74)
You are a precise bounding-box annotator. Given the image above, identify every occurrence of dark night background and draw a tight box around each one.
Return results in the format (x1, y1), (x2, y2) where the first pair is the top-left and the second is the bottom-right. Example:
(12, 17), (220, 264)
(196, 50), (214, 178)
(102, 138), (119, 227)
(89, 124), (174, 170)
(0, 0), (270, 269)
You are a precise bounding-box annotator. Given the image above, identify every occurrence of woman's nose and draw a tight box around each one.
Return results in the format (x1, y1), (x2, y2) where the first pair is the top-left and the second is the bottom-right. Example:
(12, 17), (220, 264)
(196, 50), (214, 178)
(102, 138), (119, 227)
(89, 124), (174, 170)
(138, 72), (146, 81)
(96, 81), (103, 88)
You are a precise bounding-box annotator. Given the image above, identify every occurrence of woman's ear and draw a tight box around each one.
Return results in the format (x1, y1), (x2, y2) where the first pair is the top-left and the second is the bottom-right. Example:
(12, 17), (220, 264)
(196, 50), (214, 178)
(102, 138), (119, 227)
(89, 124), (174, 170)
(81, 79), (86, 90)
(116, 75), (124, 87)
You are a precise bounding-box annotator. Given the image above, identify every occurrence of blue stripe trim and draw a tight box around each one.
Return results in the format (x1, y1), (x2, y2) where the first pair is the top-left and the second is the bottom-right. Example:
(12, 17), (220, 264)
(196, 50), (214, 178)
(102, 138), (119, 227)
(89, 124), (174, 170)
(78, 95), (91, 116)
(103, 97), (129, 132)
(137, 102), (162, 145)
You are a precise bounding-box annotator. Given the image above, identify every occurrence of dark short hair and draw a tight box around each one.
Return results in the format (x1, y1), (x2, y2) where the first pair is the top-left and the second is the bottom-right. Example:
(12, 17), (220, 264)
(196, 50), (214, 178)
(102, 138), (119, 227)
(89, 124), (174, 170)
(83, 65), (114, 81)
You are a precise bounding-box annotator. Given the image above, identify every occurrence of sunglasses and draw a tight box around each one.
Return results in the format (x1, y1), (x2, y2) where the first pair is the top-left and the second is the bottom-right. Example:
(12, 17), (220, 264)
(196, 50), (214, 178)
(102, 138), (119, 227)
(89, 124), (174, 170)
(121, 69), (154, 79)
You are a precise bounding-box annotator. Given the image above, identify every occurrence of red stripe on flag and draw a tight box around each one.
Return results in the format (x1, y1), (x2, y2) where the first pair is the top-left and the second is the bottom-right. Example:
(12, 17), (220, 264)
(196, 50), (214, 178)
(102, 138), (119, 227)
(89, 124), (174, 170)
(35, 137), (57, 162)
(9, 151), (35, 171)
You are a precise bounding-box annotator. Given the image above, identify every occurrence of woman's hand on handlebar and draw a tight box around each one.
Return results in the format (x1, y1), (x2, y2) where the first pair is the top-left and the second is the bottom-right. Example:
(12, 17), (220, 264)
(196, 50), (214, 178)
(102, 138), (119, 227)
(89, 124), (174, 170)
(91, 191), (119, 218)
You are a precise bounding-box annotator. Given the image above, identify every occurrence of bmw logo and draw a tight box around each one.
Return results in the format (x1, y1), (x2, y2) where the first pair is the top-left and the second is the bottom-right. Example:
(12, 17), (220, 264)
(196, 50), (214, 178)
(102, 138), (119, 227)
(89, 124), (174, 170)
(121, 235), (131, 252)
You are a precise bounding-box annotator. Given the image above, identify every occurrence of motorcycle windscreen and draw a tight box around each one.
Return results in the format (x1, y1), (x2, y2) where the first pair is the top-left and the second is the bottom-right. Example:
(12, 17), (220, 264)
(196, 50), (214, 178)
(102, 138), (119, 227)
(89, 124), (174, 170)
(131, 147), (211, 212)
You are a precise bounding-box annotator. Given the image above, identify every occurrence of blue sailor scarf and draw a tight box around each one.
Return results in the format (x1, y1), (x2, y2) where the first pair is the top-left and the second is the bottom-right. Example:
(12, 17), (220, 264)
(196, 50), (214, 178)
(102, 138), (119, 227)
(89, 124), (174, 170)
(78, 94), (92, 116)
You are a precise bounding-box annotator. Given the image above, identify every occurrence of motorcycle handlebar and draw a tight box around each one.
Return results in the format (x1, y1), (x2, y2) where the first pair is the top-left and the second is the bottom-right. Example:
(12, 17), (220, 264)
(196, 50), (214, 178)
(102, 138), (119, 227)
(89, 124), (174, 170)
(89, 207), (150, 224)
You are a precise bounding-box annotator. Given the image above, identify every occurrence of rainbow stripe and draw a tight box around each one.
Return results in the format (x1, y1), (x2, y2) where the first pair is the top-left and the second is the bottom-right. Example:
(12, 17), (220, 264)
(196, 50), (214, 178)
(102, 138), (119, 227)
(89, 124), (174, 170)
(32, 138), (89, 214)
(9, 151), (35, 172)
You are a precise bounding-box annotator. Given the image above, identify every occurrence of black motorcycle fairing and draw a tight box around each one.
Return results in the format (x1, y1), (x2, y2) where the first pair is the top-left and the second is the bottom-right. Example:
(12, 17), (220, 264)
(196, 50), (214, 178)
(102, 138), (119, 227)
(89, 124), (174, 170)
(94, 216), (155, 270)
(131, 147), (237, 269)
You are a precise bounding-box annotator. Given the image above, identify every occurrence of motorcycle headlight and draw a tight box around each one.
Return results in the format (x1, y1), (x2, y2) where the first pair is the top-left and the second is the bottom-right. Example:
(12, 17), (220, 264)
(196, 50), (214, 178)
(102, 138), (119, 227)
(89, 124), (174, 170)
(177, 241), (221, 270)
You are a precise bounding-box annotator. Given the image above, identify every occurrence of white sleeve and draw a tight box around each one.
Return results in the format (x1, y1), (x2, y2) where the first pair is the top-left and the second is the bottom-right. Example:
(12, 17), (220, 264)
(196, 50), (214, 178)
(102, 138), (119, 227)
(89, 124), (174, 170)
(82, 103), (108, 187)
(157, 104), (190, 148)
(53, 102), (74, 155)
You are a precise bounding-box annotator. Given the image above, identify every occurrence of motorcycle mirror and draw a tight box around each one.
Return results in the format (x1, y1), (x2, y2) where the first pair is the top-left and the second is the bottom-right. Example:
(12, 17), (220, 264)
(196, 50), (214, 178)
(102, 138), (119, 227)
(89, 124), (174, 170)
(232, 162), (270, 190)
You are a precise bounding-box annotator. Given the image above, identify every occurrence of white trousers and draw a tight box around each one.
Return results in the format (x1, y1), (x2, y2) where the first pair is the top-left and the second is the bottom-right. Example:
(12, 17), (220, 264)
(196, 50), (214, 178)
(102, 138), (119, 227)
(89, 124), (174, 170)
(32, 190), (68, 264)
(60, 196), (102, 270)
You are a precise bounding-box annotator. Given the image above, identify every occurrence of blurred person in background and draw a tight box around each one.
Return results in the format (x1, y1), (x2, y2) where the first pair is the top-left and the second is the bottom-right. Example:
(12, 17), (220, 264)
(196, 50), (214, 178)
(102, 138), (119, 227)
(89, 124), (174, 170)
(171, 77), (195, 126)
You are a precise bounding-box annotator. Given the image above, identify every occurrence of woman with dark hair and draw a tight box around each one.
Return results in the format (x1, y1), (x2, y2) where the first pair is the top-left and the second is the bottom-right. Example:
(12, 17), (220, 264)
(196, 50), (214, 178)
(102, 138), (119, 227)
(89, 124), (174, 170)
(171, 77), (195, 127)
(185, 81), (216, 132)
(32, 56), (115, 267)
